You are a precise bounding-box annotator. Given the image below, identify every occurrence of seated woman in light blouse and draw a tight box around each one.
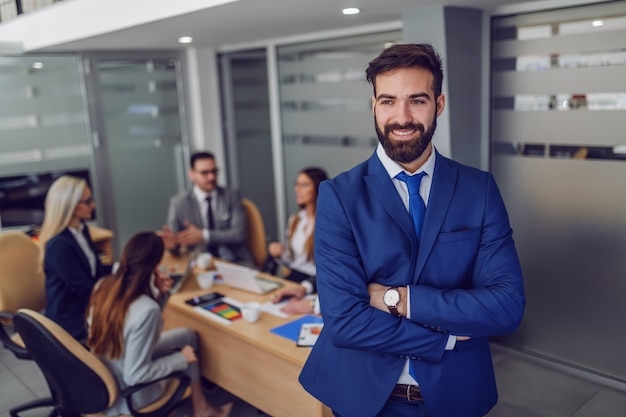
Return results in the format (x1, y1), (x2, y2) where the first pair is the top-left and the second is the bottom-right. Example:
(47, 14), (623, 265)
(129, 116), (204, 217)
(269, 167), (328, 314)
(39, 175), (109, 342)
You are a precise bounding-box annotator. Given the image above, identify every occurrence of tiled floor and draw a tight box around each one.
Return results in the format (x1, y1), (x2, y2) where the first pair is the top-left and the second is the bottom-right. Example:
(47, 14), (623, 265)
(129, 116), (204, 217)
(487, 344), (626, 417)
(2, 340), (626, 417)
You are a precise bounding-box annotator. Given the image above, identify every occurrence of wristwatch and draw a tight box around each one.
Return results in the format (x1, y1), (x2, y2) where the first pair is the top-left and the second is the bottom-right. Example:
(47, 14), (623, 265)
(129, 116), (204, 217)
(383, 287), (401, 317)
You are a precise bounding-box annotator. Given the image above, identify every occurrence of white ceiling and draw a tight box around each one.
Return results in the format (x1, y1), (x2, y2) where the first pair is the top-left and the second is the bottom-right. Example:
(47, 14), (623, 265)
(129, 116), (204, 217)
(21, 0), (552, 52)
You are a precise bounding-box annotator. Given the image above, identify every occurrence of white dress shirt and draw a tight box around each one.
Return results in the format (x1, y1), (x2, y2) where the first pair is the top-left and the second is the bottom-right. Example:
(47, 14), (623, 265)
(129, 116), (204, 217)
(193, 185), (216, 241)
(376, 144), (456, 385)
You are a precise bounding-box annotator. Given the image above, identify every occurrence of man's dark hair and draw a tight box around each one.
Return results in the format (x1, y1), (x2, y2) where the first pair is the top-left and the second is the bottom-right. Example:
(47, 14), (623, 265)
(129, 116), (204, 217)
(365, 43), (444, 98)
(190, 151), (215, 169)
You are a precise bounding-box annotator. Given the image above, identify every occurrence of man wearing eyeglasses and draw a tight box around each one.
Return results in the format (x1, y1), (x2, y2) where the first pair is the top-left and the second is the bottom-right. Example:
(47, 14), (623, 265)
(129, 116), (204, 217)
(159, 151), (253, 265)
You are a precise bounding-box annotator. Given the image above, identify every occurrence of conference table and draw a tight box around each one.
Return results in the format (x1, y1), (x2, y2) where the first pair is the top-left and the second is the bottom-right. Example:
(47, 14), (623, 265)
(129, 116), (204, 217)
(160, 253), (332, 417)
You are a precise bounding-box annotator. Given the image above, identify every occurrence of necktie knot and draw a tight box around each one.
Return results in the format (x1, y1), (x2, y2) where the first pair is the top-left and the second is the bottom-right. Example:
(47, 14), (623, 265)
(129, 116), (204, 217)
(395, 171), (426, 197)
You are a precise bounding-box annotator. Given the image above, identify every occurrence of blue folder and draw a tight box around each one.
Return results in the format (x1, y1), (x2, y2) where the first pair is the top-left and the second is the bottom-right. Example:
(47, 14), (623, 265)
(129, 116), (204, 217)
(270, 314), (323, 342)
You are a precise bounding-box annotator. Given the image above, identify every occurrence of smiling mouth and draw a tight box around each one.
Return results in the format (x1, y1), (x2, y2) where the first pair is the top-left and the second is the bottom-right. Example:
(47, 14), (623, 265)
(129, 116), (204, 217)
(390, 128), (417, 139)
(385, 123), (424, 141)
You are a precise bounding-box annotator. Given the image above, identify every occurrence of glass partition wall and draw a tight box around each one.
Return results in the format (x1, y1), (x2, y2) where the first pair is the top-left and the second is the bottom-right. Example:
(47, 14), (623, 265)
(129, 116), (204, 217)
(0, 52), (189, 258)
(219, 50), (278, 241)
(490, 1), (626, 382)
(0, 55), (93, 228)
(83, 54), (188, 256)
(276, 31), (402, 217)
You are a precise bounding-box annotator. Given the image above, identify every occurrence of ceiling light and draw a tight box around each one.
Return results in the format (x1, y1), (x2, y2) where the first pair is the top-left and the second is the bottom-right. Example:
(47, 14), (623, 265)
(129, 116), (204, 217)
(32, 62), (43, 69)
(178, 36), (194, 44)
(342, 7), (360, 15)
(591, 20), (604, 27)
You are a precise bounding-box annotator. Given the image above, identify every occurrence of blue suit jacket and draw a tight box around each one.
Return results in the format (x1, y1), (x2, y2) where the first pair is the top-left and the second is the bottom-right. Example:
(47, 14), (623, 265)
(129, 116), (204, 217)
(299, 151), (525, 417)
(44, 223), (108, 341)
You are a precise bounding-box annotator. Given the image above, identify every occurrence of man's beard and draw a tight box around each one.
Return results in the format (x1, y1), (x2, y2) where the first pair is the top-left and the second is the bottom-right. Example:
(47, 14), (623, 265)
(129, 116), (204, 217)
(375, 116), (437, 164)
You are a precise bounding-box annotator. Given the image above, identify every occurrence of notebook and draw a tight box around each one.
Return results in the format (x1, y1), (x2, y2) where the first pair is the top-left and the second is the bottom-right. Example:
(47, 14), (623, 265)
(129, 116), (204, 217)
(169, 248), (201, 293)
(214, 260), (283, 294)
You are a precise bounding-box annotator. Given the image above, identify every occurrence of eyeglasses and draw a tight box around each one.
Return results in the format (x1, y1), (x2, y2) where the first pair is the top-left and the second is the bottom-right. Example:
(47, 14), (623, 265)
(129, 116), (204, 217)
(78, 197), (95, 205)
(196, 168), (219, 176)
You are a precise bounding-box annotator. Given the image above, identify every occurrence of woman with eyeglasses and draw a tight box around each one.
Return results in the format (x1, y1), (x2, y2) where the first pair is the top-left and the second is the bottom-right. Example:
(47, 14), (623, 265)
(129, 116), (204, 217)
(39, 175), (109, 342)
(268, 167), (328, 315)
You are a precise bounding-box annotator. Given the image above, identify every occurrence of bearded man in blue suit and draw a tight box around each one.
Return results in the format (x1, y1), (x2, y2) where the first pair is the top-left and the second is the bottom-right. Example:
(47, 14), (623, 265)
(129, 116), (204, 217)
(299, 43), (525, 417)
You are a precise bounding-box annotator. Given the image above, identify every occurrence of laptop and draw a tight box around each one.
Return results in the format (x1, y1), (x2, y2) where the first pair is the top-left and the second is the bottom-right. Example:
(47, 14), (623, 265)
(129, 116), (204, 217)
(214, 260), (283, 294)
(168, 248), (201, 293)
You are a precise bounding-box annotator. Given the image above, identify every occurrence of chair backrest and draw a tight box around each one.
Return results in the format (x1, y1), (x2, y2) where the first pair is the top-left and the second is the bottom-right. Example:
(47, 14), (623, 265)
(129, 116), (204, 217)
(0, 231), (45, 313)
(242, 198), (268, 268)
(14, 309), (118, 414)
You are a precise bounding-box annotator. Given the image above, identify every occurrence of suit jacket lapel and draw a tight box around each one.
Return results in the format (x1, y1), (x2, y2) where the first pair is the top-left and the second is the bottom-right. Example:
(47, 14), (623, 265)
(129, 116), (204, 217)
(62, 227), (91, 275)
(186, 189), (204, 227)
(414, 152), (457, 281)
(364, 154), (417, 246)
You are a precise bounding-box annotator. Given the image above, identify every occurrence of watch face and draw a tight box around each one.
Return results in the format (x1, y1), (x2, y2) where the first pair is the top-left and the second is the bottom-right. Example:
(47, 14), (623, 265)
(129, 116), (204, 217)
(384, 289), (400, 306)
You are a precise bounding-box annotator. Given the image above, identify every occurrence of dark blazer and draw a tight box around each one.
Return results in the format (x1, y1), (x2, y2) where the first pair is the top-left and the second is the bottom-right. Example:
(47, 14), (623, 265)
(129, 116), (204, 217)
(166, 186), (253, 265)
(44, 223), (108, 341)
(299, 151), (525, 417)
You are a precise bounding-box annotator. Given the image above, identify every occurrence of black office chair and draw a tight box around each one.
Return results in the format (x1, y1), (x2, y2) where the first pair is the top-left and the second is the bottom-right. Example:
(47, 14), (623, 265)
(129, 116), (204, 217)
(13, 309), (191, 417)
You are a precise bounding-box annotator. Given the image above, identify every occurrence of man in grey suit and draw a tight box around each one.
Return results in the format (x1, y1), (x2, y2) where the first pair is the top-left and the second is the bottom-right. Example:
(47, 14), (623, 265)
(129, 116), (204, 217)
(160, 151), (253, 265)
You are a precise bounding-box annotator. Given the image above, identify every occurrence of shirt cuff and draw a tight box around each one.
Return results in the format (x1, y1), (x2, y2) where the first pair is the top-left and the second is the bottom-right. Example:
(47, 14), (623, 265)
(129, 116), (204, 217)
(405, 285), (411, 319)
(313, 295), (321, 315)
(202, 228), (210, 241)
(445, 335), (457, 350)
(301, 280), (314, 295)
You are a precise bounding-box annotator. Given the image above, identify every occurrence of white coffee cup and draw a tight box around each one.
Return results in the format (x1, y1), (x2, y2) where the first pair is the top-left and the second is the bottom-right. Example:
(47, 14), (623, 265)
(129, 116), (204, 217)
(196, 253), (213, 270)
(241, 302), (261, 323)
(196, 272), (215, 289)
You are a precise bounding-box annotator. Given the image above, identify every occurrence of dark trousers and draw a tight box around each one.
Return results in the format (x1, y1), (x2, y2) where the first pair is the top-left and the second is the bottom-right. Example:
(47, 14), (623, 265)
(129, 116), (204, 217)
(333, 396), (429, 417)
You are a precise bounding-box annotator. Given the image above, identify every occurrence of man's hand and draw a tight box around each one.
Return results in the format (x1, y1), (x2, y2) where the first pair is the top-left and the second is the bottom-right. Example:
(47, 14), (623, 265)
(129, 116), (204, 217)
(367, 282), (407, 317)
(157, 225), (177, 250)
(175, 220), (203, 246)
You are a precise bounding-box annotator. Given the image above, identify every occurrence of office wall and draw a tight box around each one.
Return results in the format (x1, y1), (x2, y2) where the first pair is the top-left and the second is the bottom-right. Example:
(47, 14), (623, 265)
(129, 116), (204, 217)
(0, 55), (92, 228)
(490, 1), (626, 382)
(402, 6), (485, 168)
(276, 31), (402, 217)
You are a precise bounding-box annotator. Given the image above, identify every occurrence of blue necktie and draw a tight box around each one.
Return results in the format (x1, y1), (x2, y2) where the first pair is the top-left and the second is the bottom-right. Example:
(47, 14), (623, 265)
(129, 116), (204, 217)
(395, 171), (427, 240)
(395, 171), (426, 383)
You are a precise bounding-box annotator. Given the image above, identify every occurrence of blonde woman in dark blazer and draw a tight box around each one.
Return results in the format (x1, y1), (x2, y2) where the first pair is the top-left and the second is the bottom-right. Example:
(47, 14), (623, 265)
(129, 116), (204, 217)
(39, 175), (108, 342)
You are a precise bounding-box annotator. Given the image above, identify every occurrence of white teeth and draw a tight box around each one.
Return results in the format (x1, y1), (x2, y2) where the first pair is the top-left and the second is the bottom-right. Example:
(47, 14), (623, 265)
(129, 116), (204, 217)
(392, 130), (414, 136)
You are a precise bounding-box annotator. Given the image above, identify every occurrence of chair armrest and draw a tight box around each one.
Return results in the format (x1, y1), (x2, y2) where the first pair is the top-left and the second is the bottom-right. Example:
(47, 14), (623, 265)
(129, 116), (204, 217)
(120, 371), (191, 417)
(0, 312), (31, 360)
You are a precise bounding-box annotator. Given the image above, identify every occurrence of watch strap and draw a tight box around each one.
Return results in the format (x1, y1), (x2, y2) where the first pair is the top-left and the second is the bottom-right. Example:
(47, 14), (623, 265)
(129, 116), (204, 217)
(388, 305), (400, 317)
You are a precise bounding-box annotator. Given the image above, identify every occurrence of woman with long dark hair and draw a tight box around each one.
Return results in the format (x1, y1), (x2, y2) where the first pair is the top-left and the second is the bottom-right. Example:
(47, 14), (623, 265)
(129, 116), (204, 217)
(87, 231), (231, 417)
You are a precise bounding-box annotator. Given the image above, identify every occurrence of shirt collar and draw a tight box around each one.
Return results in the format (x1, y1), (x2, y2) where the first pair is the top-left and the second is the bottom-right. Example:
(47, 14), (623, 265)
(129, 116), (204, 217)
(193, 185), (215, 202)
(376, 142), (436, 179)
(68, 222), (84, 235)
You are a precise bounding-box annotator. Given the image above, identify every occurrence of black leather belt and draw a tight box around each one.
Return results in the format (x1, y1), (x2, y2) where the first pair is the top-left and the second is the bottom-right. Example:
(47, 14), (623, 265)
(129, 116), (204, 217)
(390, 384), (423, 402)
